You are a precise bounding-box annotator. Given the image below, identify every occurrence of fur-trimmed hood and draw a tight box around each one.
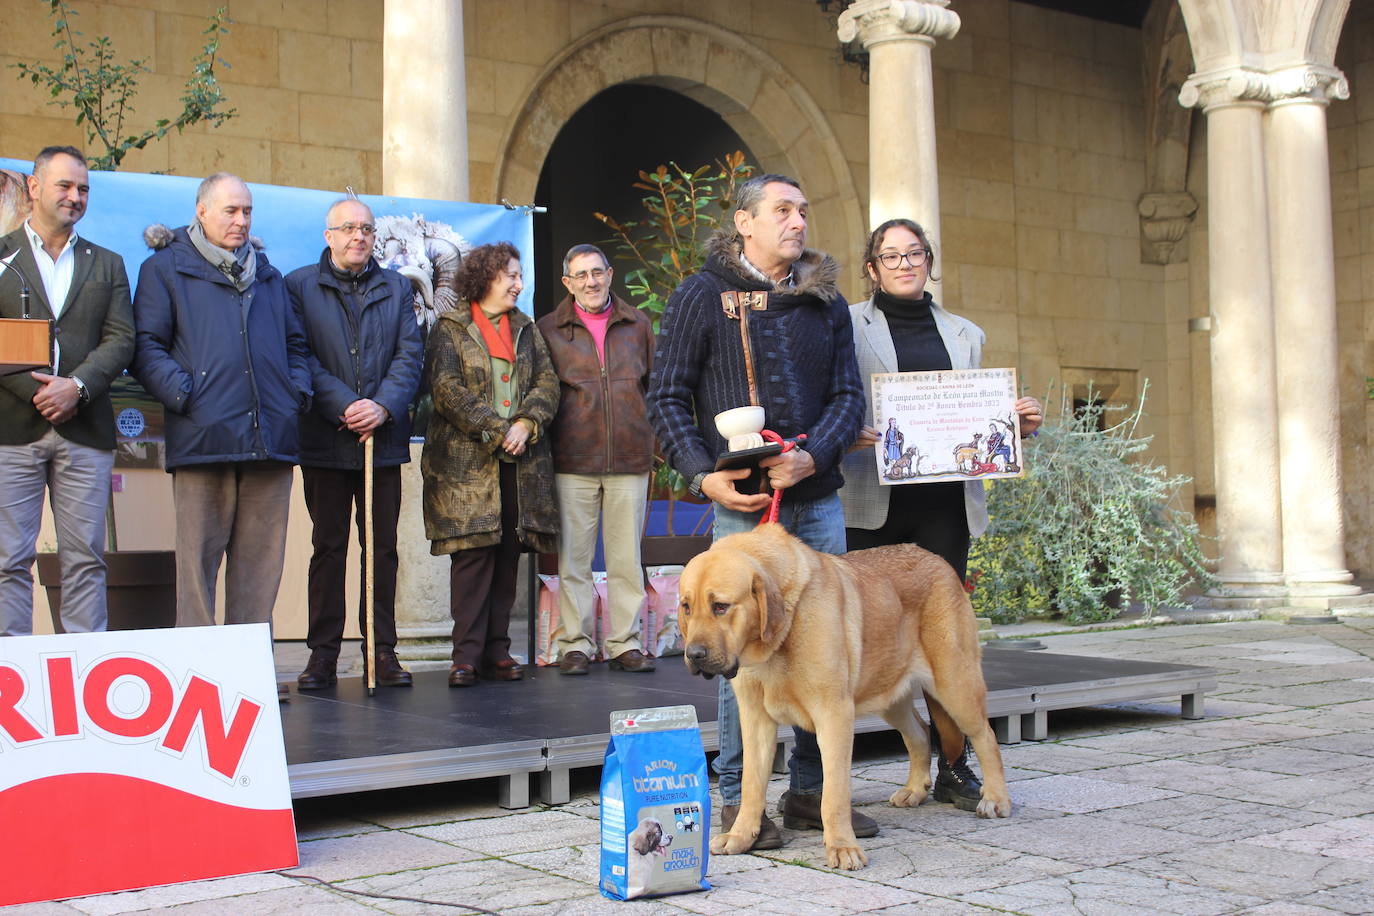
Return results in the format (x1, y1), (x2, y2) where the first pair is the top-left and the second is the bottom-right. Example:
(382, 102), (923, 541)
(143, 222), (265, 252)
(705, 228), (842, 303)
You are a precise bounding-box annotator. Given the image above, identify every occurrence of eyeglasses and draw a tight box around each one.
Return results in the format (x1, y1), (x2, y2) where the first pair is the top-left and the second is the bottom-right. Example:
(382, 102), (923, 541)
(327, 223), (377, 236)
(566, 267), (608, 283)
(876, 249), (929, 269)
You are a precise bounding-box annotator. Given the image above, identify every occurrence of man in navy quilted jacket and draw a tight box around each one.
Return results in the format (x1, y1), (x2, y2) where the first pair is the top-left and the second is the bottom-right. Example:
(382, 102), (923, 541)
(132, 173), (311, 631)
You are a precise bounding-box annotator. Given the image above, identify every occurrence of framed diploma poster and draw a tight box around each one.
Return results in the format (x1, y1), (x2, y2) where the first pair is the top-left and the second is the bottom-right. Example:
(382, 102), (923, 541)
(871, 368), (1024, 485)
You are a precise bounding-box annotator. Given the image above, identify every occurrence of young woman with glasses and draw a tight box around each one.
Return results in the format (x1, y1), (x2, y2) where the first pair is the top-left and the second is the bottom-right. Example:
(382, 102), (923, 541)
(838, 218), (1042, 812)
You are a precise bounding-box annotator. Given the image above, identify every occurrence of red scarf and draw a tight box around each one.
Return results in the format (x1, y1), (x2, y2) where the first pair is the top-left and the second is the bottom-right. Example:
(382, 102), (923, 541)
(470, 302), (515, 363)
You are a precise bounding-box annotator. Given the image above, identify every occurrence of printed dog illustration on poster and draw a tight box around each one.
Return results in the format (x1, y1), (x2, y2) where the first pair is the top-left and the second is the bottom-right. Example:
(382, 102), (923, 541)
(677, 524), (1012, 870)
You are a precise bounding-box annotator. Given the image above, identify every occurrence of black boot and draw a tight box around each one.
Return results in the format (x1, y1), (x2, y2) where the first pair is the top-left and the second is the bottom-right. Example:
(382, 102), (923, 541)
(933, 740), (982, 812)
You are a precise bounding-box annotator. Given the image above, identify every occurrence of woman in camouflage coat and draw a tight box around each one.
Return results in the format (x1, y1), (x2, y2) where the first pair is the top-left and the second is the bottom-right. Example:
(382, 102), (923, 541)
(421, 242), (559, 686)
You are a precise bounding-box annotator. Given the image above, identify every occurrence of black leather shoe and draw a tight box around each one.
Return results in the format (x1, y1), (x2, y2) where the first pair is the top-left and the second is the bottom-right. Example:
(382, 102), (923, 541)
(374, 651), (413, 687)
(296, 655), (337, 690)
(480, 658), (524, 681)
(933, 744), (983, 812)
(779, 790), (878, 838)
(720, 804), (784, 850)
(448, 664), (477, 687)
(559, 650), (590, 675)
(609, 649), (656, 672)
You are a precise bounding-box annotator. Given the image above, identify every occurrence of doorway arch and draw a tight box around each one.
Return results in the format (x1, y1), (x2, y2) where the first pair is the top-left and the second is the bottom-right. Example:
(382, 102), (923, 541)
(495, 15), (865, 287)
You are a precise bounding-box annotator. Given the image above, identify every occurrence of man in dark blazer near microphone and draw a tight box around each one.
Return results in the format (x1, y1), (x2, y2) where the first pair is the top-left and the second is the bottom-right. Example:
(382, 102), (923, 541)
(0, 145), (134, 636)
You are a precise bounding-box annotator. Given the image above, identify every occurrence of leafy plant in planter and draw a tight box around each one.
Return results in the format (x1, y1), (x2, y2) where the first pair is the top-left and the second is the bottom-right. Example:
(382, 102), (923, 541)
(594, 152), (755, 525)
(967, 383), (1217, 624)
(595, 151), (754, 333)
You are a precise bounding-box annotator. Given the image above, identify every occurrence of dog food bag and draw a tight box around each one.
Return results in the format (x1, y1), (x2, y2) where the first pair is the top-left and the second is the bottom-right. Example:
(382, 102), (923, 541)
(600, 705), (710, 900)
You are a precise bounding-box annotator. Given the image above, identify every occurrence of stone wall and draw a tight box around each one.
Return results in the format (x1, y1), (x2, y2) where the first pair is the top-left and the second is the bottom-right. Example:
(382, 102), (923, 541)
(0, 0), (384, 191)
(1333, 1), (1374, 576)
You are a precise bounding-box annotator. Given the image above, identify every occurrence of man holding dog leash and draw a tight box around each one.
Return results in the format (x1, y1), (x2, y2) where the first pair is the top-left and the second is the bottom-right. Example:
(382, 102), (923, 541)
(648, 173), (867, 850)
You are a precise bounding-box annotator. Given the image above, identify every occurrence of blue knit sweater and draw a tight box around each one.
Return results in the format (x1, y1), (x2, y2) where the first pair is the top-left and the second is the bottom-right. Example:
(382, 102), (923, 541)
(647, 235), (864, 504)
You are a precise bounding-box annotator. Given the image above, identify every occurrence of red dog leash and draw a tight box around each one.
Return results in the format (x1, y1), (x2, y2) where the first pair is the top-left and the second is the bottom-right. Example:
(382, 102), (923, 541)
(757, 430), (807, 527)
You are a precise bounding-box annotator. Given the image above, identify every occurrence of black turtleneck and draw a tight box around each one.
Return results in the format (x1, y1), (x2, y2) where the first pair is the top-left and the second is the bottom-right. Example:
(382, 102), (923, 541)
(874, 289), (951, 372)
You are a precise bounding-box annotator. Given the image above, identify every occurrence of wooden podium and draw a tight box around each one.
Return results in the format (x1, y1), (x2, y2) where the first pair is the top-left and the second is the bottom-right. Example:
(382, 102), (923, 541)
(0, 317), (53, 375)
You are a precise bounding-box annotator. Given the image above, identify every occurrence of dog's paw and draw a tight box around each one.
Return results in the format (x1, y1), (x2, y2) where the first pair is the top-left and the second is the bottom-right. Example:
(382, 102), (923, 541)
(825, 842), (869, 870)
(889, 786), (928, 808)
(711, 831), (755, 856)
(976, 794), (1013, 819)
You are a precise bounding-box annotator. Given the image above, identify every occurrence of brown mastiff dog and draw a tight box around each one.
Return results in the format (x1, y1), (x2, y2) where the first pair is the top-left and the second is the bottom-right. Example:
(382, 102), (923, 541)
(679, 523), (1011, 870)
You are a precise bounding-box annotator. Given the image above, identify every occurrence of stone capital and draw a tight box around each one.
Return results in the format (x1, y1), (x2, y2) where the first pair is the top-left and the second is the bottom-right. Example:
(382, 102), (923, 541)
(1138, 191), (1199, 265)
(1179, 64), (1349, 111)
(837, 0), (960, 49)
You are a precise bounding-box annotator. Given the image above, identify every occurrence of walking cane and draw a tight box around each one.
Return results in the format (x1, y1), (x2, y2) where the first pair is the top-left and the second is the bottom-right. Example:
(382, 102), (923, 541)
(363, 435), (376, 697)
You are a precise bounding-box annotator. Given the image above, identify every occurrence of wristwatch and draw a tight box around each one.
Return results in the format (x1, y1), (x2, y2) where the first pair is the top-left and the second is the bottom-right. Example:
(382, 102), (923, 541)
(688, 471), (709, 498)
(71, 376), (89, 406)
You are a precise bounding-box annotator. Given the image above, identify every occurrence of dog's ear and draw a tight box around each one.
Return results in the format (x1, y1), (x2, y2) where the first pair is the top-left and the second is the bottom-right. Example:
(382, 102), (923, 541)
(754, 569), (786, 644)
(631, 823), (654, 855)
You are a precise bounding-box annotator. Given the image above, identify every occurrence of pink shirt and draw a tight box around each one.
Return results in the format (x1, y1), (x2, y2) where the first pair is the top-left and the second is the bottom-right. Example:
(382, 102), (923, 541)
(576, 301), (612, 365)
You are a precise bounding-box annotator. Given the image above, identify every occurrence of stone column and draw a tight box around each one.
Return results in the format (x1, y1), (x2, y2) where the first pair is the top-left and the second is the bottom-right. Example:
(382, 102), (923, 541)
(1264, 67), (1359, 601)
(392, 443), (455, 669)
(382, 1), (470, 665)
(838, 0), (960, 262)
(383, 0), (469, 201)
(1179, 73), (1286, 600)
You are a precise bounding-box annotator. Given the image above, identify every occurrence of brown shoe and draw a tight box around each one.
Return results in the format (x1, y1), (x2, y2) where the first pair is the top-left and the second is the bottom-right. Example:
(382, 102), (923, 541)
(559, 650), (590, 675)
(609, 649), (656, 672)
(720, 804), (783, 851)
(374, 651), (413, 687)
(779, 790), (879, 838)
(480, 657), (524, 681)
(448, 664), (477, 687)
(296, 654), (337, 690)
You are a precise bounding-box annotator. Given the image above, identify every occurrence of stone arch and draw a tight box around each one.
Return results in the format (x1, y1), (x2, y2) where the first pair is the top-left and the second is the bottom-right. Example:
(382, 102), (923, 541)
(494, 15), (865, 276)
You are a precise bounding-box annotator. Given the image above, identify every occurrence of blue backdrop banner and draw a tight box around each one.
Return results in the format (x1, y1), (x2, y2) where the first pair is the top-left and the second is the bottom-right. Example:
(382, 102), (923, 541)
(0, 158), (536, 316)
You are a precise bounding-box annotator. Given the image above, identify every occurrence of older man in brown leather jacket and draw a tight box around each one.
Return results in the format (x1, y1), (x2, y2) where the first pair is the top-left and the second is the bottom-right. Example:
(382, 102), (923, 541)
(536, 244), (656, 675)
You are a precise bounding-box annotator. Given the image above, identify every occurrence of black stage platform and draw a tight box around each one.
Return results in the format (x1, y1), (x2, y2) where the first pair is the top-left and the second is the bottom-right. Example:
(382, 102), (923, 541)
(282, 648), (1216, 807)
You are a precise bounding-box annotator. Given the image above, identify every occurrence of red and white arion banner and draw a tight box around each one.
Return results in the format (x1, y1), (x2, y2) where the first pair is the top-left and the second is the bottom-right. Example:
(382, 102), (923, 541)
(0, 623), (297, 907)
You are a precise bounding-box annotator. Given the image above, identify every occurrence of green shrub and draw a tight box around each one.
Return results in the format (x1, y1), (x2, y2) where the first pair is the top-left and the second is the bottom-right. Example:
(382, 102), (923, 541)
(968, 383), (1216, 624)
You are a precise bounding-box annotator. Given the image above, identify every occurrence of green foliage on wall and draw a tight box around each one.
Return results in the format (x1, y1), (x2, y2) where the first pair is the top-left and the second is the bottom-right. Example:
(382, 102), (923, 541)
(12, 0), (237, 171)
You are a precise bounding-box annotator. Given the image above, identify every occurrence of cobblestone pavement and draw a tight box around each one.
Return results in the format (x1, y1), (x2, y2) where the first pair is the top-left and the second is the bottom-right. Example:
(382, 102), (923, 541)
(12, 618), (1374, 914)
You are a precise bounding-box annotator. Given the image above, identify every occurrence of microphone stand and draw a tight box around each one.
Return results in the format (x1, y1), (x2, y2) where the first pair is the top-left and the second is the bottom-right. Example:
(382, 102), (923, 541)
(1, 253), (35, 318)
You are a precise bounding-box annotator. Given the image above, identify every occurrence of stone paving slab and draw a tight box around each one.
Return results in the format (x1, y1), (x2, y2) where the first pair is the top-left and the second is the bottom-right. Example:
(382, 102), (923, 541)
(61, 874), (300, 915)
(1007, 773), (1179, 813)
(1129, 841), (1371, 899)
(1296, 878), (1374, 914)
(955, 864), (1268, 915)
(1092, 794), (1335, 841)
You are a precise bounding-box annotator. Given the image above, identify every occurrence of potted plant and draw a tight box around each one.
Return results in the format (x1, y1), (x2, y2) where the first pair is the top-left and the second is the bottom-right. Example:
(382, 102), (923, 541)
(967, 383), (1217, 625)
(595, 152), (755, 553)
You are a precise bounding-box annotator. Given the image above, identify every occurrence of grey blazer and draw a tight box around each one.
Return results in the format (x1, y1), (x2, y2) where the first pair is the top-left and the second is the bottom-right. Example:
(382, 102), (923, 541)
(838, 297), (991, 537)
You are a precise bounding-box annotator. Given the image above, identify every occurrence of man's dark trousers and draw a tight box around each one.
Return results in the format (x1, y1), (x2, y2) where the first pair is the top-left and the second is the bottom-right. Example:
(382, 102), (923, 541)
(302, 465), (401, 658)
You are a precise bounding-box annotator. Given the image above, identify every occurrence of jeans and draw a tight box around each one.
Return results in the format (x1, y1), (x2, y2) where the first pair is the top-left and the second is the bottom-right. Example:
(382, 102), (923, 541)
(0, 430), (114, 636)
(711, 491), (845, 805)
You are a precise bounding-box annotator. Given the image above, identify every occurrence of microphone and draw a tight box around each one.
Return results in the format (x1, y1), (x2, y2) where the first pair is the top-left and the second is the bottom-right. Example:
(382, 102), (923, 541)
(0, 253), (35, 319)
